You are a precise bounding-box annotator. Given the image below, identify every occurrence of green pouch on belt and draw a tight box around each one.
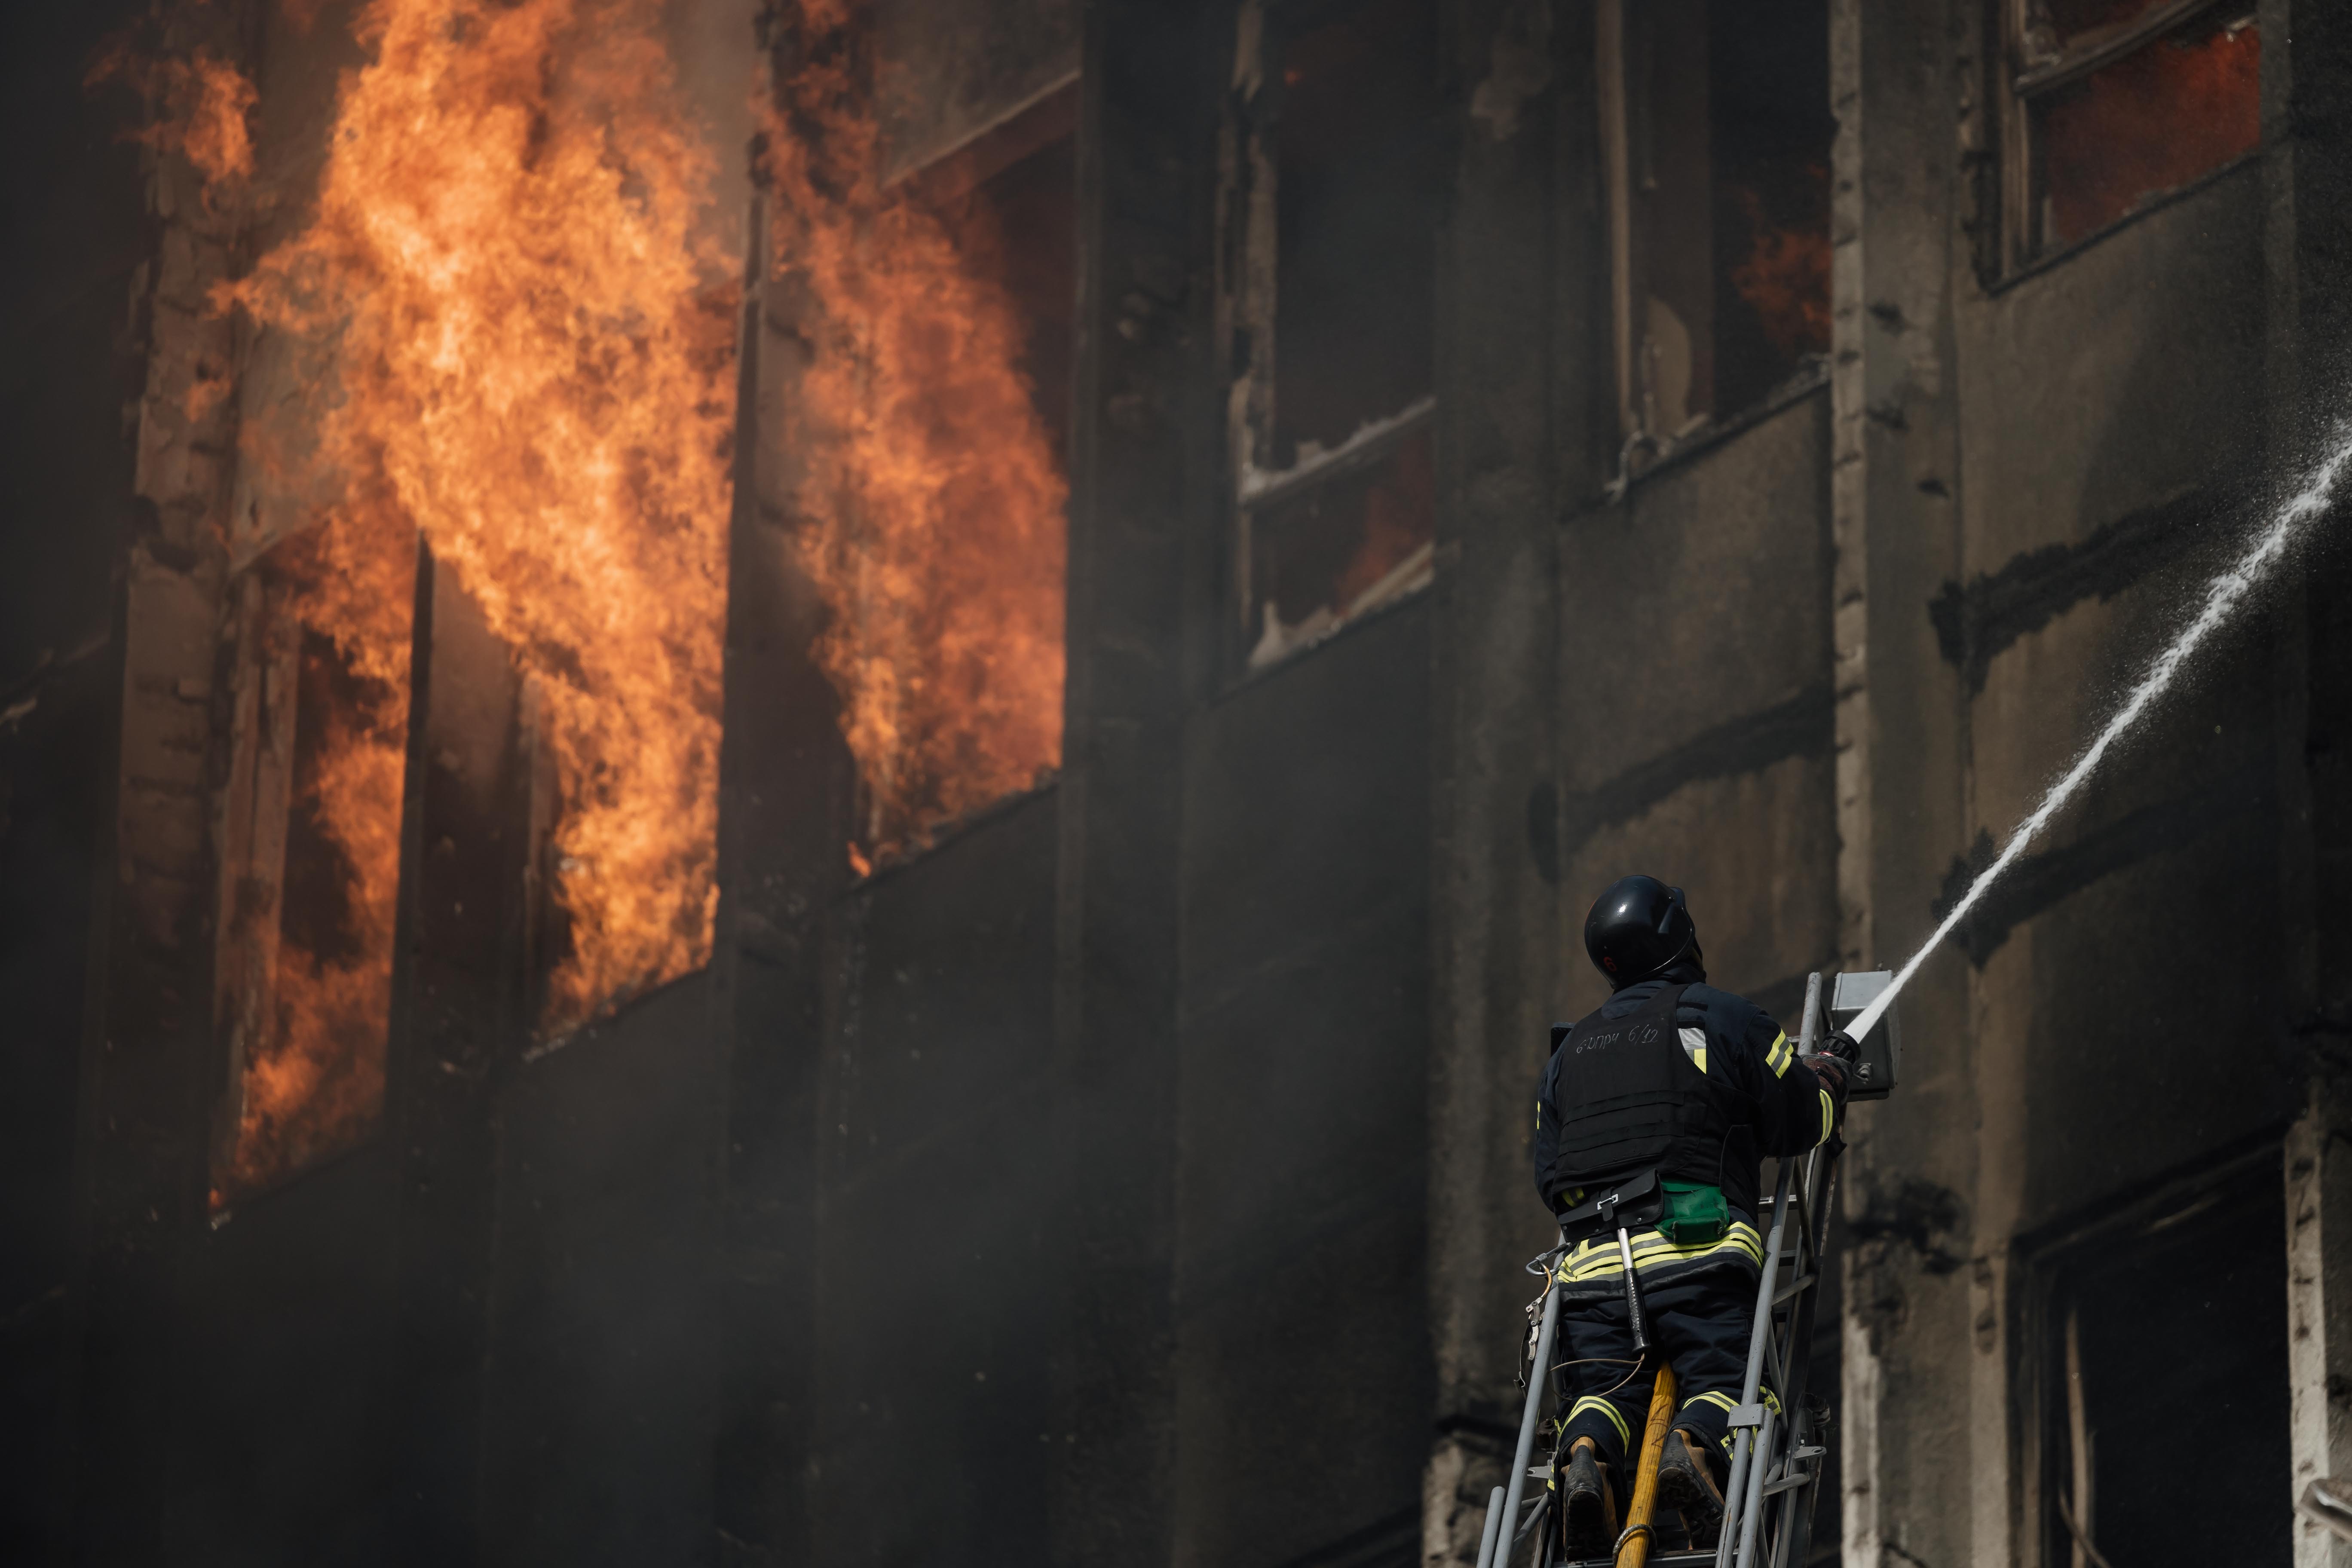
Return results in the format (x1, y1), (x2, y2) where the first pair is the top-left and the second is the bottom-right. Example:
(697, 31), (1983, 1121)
(1657, 1181), (1729, 1245)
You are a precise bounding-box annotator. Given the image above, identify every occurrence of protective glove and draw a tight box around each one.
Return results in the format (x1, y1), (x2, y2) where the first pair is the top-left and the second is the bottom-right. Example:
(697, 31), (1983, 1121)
(1807, 1032), (1859, 1099)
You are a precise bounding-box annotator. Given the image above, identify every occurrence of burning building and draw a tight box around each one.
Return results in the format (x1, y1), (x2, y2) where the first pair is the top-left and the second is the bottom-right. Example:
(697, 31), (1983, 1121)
(1, 0), (2346, 1564)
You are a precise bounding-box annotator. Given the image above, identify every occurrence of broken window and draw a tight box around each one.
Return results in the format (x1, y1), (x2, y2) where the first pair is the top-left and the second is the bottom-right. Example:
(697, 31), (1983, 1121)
(210, 525), (416, 1211)
(2029, 1154), (2289, 1568)
(921, 86), (1078, 480)
(1230, 0), (1439, 672)
(1599, 0), (1833, 464)
(766, 19), (1072, 867)
(2002, 0), (2260, 266)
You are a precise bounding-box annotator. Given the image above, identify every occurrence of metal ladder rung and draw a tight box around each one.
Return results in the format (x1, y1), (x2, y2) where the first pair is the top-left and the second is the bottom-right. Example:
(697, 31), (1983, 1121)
(1770, 1271), (1816, 1307)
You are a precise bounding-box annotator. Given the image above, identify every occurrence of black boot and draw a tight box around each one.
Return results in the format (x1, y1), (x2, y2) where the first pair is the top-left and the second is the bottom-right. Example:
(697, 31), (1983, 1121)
(1654, 1428), (1726, 1547)
(1560, 1441), (1618, 1561)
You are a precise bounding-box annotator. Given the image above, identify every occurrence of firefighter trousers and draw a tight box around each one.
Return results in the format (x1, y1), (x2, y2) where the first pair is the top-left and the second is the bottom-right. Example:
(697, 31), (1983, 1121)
(1554, 1261), (1759, 1468)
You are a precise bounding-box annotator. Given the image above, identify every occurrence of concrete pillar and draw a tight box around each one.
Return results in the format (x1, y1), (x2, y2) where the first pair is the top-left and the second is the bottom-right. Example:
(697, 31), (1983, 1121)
(380, 551), (536, 1562)
(707, 189), (862, 1565)
(1049, 2), (1226, 1559)
(1827, 0), (1975, 1565)
(62, 3), (254, 1558)
(1423, 0), (1581, 1559)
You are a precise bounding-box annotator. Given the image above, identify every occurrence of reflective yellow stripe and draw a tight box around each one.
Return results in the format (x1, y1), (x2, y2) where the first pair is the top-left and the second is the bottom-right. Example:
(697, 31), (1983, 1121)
(1819, 1087), (1835, 1145)
(1765, 1030), (1792, 1077)
(1553, 1220), (1766, 1283)
(1570, 1395), (1631, 1449)
(1681, 1390), (1736, 1417)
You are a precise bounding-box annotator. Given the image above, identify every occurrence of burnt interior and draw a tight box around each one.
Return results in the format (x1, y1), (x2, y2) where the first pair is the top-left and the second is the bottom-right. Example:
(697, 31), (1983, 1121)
(1630, 0), (1832, 432)
(1271, 0), (1437, 460)
(2028, 8), (2260, 254)
(1709, 0), (1834, 414)
(277, 630), (376, 980)
(937, 114), (1078, 471)
(1246, 0), (1439, 667)
(2038, 1164), (2290, 1568)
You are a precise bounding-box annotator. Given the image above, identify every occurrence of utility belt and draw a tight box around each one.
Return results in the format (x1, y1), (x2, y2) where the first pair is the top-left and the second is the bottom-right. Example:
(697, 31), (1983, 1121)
(1551, 1168), (1730, 1358)
(1555, 1169), (1730, 1248)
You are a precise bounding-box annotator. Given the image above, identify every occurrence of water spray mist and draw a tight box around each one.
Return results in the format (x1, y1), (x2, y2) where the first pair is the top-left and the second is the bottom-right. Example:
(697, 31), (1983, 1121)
(1844, 424), (2352, 1045)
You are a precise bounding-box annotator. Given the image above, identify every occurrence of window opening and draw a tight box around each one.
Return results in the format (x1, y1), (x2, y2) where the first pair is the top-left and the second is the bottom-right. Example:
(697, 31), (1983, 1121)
(1233, 0), (1439, 672)
(1601, 0), (1831, 470)
(763, 20), (1072, 870)
(2003, 0), (2259, 267)
(211, 522), (416, 1210)
(2030, 1155), (2289, 1568)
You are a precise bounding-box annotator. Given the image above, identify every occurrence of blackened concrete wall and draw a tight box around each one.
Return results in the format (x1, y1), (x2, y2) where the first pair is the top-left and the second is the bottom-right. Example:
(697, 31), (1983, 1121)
(0, 8), (140, 1501)
(162, 1149), (401, 1568)
(480, 975), (724, 1568)
(799, 792), (1062, 1565)
(1830, 1), (2295, 1562)
(1175, 600), (1433, 1568)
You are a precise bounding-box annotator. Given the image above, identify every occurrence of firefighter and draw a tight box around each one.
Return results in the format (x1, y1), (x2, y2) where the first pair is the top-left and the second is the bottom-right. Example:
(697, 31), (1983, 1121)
(1534, 875), (1850, 1555)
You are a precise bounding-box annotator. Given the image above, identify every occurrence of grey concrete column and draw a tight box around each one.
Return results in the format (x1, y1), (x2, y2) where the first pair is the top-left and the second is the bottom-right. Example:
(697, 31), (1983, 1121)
(1827, 1), (1974, 1566)
(62, 3), (254, 1557)
(1049, 2), (1226, 1562)
(1423, 0), (1580, 1560)
(380, 552), (536, 1563)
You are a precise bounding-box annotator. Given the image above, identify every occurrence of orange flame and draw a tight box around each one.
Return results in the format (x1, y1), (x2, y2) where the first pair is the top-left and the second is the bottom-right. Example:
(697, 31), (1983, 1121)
(225, 0), (735, 1032)
(761, 1), (1066, 855)
(1728, 181), (1831, 361)
(206, 0), (732, 1196)
(228, 514), (416, 1199)
(87, 41), (256, 204)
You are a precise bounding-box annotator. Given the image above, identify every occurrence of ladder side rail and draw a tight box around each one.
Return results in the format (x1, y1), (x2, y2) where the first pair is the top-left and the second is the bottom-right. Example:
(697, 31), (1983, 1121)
(1764, 1403), (1819, 1568)
(1765, 1150), (1843, 1568)
(1730, 1402), (1778, 1568)
(1715, 1155), (1796, 1568)
(1494, 1276), (1565, 1567)
(1718, 974), (1820, 1565)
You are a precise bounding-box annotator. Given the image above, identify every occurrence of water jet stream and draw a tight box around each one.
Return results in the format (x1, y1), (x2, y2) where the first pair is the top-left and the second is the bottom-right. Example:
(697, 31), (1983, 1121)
(1845, 425), (2352, 1046)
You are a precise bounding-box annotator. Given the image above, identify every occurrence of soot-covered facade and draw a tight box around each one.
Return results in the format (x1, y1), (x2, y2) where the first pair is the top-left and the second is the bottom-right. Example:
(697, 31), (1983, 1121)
(9, 1), (2352, 1566)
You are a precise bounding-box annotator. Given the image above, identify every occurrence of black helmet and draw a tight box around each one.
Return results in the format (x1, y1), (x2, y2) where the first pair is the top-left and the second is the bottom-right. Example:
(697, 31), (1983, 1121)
(1584, 875), (1699, 988)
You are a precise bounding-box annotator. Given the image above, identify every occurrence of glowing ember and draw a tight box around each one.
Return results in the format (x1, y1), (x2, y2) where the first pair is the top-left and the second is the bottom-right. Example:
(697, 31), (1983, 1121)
(762, 1), (1066, 856)
(205, 0), (732, 1196)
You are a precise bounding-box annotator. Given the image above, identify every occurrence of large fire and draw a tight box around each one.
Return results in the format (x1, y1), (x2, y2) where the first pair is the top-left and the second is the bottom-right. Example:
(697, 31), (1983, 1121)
(208, 0), (734, 1197)
(761, 0), (1067, 858)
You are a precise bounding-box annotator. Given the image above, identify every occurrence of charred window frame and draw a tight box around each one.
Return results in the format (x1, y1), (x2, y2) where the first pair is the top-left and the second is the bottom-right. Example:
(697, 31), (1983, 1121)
(1225, 0), (1439, 676)
(2015, 1146), (2289, 1568)
(1993, 0), (2260, 276)
(208, 529), (422, 1213)
(1595, 0), (1832, 481)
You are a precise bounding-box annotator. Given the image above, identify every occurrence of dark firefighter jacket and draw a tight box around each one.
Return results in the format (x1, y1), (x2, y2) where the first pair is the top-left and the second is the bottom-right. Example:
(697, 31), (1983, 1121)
(1532, 969), (1841, 1289)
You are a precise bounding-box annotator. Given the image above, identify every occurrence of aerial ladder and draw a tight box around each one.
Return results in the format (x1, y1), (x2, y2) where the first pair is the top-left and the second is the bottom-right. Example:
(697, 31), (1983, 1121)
(1473, 970), (1900, 1568)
